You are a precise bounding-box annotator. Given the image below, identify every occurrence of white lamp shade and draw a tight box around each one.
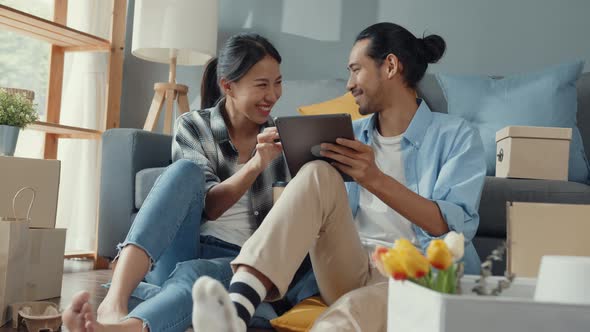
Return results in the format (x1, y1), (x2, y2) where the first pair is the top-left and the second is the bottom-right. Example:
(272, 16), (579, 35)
(132, 0), (218, 66)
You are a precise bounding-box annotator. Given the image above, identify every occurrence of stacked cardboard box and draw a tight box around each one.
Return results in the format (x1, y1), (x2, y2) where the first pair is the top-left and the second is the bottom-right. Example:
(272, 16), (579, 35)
(0, 156), (64, 325)
(495, 126), (572, 181)
(507, 202), (590, 277)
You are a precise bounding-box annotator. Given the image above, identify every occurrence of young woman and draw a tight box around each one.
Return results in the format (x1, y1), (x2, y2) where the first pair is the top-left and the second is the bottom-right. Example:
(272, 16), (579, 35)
(62, 33), (317, 332)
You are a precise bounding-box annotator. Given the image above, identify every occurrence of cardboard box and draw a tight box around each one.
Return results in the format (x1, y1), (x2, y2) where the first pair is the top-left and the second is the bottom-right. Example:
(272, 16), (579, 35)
(507, 202), (590, 278)
(388, 276), (590, 332)
(495, 126), (571, 181)
(0, 156), (60, 229)
(24, 228), (66, 301)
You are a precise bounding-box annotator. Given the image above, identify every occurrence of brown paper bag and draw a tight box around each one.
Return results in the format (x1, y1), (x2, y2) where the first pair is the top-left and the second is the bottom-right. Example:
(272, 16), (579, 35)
(25, 228), (66, 301)
(0, 220), (30, 326)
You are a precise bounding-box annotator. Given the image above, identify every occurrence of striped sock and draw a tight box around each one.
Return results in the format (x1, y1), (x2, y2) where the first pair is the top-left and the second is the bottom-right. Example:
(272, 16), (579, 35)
(228, 271), (268, 329)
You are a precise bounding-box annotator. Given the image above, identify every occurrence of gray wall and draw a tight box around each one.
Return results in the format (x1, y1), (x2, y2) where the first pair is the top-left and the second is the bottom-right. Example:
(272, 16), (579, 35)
(378, 0), (590, 75)
(120, 0), (378, 129)
(120, 0), (590, 129)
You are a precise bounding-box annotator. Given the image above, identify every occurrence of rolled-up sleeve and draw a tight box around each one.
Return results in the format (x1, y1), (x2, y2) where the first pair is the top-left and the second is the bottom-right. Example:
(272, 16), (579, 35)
(417, 124), (486, 245)
(172, 115), (220, 192)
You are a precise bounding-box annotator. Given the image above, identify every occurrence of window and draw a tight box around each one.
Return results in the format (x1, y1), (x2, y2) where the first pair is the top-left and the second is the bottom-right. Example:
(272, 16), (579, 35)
(0, 0), (51, 158)
(1, 0), (126, 259)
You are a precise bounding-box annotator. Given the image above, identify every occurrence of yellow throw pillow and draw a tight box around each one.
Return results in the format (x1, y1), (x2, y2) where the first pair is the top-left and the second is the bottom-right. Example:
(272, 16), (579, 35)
(270, 296), (328, 332)
(298, 92), (366, 120)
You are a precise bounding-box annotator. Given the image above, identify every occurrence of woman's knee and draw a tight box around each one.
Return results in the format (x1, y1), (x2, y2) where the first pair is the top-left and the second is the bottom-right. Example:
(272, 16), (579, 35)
(167, 159), (205, 189)
(158, 159), (205, 196)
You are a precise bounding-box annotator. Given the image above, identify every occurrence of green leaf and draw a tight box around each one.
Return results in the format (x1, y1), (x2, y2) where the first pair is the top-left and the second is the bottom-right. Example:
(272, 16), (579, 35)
(433, 269), (446, 292)
(448, 264), (457, 294)
(0, 89), (38, 128)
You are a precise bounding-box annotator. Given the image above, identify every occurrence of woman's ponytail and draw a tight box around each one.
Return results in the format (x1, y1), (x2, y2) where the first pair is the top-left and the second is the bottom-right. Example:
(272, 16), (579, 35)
(200, 57), (220, 109)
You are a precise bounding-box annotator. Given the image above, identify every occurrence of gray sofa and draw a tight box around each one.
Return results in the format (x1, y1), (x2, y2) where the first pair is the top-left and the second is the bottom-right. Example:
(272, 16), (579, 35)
(98, 73), (590, 275)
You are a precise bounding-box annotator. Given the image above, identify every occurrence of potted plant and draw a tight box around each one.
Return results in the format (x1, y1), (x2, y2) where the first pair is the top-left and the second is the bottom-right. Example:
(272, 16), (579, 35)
(0, 88), (38, 156)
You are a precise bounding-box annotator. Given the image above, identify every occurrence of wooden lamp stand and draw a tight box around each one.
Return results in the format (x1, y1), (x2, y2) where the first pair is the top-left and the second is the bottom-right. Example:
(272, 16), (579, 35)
(142, 56), (190, 134)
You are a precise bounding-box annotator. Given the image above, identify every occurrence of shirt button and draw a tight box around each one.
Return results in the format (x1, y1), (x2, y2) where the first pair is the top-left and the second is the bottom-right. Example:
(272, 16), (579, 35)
(254, 211), (259, 216)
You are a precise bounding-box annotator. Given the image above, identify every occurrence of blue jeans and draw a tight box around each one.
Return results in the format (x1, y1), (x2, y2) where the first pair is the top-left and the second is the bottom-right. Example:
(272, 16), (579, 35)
(126, 241), (245, 332)
(114, 159), (317, 331)
(112, 160), (239, 331)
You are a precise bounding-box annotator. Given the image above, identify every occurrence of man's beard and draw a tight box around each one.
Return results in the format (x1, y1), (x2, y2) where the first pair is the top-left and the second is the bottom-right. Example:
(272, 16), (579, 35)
(359, 100), (380, 115)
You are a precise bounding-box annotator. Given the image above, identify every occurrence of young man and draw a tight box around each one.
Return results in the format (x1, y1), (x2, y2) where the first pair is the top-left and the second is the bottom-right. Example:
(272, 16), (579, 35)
(192, 22), (487, 331)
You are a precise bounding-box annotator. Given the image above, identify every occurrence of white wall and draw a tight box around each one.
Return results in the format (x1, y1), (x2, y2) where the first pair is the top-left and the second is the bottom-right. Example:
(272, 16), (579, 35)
(378, 0), (590, 75)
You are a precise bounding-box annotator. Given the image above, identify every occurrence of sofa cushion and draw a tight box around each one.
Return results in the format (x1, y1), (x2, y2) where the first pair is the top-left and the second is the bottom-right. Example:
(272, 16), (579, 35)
(437, 61), (590, 183)
(478, 176), (590, 238)
(273, 79), (348, 118)
(417, 74), (447, 114)
(418, 72), (590, 164)
(135, 167), (166, 210)
(298, 92), (366, 120)
(577, 73), (590, 163)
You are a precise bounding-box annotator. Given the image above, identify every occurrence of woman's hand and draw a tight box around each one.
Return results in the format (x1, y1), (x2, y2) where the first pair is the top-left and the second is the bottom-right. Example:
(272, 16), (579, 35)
(250, 127), (283, 173)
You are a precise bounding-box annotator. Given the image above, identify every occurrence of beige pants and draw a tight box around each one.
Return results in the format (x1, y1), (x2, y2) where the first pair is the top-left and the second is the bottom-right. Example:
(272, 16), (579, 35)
(231, 161), (388, 332)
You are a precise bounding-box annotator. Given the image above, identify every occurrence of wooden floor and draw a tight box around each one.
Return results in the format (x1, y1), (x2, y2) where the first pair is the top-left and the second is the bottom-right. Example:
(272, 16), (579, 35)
(1, 260), (272, 332)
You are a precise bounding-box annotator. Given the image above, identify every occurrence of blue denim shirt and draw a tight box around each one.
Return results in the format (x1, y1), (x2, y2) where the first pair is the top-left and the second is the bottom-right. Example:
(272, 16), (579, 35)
(346, 100), (487, 274)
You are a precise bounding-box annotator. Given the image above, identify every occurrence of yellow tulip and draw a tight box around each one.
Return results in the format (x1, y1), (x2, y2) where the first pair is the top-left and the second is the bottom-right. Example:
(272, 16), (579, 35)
(397, 246), (430, 279)
(381, 249), (408, 280)
(393, 238), (418, 252)
(426, 239), (453, 270)
(393, 238), (430, 278)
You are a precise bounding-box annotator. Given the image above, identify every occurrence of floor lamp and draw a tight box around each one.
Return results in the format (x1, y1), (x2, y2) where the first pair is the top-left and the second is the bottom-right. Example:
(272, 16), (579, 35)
(132, 0), (218, 134)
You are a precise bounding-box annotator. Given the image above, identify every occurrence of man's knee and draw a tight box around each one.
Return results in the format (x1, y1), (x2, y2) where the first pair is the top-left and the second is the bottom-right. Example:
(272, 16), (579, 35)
(299, 160), (342, 183)
(312, 285), (387, 332)
(311, 293), (361, 332)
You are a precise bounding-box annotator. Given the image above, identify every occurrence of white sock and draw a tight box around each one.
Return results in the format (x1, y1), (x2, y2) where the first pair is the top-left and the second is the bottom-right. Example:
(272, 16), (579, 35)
(192, 276), (245, 332)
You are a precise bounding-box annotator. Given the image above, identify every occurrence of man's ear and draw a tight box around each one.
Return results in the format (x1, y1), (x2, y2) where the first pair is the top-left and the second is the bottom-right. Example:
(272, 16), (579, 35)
(220, 78), (233, 97)
(385, 54), (401, 79)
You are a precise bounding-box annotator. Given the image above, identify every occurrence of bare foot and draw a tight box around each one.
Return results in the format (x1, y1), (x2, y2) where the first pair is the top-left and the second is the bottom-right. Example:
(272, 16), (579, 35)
(96, 298), (128, 324)
(62, 291), (94, 332)
(192, 276), (245, 332)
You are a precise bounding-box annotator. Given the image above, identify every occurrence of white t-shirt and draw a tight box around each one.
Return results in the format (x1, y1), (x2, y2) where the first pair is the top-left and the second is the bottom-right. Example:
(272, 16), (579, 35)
(354, 130), (417, 253)
(200, 164), (256, 247)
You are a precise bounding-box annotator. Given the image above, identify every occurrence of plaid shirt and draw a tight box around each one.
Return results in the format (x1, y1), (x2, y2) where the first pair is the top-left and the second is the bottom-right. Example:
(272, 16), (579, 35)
(172, 100), (289, 225)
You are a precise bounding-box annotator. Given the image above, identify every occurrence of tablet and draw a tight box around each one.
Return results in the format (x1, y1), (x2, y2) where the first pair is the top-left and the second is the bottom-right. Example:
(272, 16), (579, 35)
(275, 113), (355, 182)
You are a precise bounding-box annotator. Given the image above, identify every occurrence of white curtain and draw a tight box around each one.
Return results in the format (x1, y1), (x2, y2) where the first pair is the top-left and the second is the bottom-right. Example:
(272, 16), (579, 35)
(55, 0), (112, 252)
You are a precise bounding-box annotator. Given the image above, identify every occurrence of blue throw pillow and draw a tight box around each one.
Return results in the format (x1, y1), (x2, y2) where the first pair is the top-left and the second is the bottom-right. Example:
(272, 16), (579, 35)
(437, 61), (590, 183)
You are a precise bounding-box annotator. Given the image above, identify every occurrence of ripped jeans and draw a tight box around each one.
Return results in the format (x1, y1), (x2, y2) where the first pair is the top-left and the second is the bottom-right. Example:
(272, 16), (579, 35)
(124, 240), (242, 332)
(113, 160), (272, 331)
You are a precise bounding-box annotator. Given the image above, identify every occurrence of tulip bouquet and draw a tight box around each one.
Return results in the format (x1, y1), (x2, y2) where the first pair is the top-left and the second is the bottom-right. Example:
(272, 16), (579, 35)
(372, 231), (465, 294)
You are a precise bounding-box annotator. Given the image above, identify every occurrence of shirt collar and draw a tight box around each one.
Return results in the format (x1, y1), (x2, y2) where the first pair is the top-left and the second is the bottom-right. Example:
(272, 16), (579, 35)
(359, 99), (433, 148)
(403, 99), (433, 148)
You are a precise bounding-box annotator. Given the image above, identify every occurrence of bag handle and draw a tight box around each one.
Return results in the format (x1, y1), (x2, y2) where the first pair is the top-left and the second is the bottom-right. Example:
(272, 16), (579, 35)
(12, 187), (36, 221)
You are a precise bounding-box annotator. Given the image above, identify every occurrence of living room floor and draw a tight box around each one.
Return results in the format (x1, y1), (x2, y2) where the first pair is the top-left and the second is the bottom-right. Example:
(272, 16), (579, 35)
(2, 260), (271, 332)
